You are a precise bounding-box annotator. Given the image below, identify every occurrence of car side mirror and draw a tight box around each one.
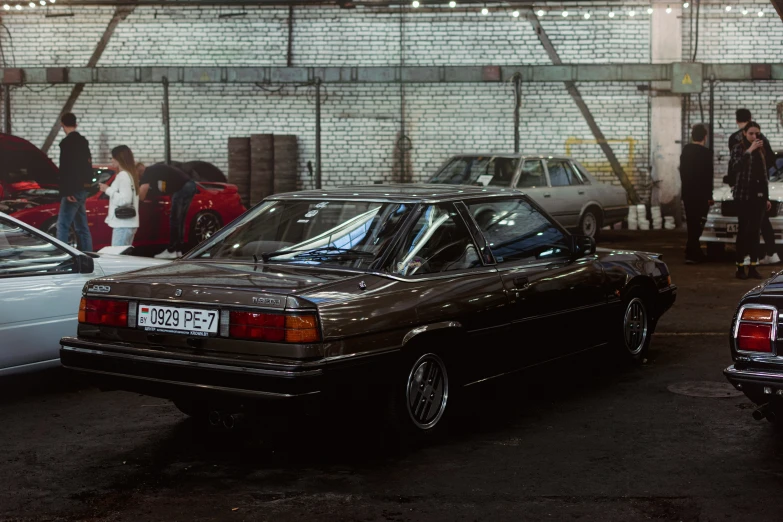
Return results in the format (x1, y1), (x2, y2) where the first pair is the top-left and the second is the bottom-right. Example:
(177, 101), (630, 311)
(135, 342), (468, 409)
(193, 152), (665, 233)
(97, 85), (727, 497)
(572, 235), (596, 258)
(76, 253), (95, 274)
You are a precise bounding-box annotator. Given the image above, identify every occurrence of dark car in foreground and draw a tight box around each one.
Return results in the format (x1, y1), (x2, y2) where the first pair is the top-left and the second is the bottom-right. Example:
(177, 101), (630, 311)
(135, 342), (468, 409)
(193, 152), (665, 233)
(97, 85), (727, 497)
(60, 185), (675, 436)
(724, 277), (783, 423)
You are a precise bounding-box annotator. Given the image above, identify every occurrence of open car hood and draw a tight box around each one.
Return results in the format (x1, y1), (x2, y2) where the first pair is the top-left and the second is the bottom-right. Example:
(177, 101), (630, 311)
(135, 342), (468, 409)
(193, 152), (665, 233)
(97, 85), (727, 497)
(0, 134), (60, 191)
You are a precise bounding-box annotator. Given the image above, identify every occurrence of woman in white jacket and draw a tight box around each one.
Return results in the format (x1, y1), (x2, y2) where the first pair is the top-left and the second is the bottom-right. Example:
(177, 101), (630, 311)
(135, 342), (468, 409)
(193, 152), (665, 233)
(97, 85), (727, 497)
(99, 145), (140, 246)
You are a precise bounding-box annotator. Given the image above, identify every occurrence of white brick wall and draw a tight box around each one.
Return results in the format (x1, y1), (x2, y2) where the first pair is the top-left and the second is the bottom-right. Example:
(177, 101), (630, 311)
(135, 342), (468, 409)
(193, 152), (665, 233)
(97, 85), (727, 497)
(680, 2), (783, 188)
(0, 1), (777, 198)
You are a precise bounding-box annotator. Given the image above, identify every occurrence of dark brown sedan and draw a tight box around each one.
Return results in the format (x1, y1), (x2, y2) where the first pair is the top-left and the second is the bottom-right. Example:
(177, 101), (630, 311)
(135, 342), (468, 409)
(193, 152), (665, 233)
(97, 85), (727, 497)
(60, 185), (676, 436)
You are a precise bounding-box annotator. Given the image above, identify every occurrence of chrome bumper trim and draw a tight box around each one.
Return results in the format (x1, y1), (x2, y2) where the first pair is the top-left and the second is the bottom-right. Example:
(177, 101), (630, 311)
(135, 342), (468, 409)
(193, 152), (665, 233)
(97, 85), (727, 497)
(724, 365), (783, 383)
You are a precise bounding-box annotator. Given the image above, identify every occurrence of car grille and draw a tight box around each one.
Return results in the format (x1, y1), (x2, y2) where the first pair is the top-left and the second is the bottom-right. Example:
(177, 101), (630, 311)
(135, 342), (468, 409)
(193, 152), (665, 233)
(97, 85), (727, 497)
(722, 201), (780, 218)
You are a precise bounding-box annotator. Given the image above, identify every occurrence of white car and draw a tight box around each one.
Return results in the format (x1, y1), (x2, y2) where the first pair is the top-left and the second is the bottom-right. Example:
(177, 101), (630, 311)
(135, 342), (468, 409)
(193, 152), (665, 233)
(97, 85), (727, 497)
(700, 176), (783, 257)
(0, 212), (168, 375)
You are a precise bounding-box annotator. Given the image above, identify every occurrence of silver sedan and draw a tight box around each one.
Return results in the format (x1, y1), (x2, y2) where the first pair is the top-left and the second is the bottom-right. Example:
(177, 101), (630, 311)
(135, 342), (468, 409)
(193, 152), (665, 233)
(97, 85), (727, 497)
(0, 212), (167, 376)
(427, 154), (629, 238)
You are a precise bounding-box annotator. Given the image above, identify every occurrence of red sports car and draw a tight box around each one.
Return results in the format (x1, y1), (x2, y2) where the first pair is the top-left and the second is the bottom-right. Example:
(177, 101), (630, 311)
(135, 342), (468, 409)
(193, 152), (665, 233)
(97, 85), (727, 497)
(0, 133), (246, 252)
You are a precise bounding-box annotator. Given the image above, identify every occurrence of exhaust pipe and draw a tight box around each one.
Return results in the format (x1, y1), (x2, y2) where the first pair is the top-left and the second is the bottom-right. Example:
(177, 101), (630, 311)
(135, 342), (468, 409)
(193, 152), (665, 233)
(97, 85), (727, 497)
(208, 410), (222, 426)
(753, 404), (770, 421)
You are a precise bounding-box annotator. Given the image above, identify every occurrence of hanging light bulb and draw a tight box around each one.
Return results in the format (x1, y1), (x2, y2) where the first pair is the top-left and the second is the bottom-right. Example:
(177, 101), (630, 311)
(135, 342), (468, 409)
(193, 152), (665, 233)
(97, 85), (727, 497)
(411, 0), (419, 7)
(725, 5), (731, 11)
(3, 3), (10, 8)
(629, 10), (636, 16)
(561, 10), (568, 17)
(449, 0), (456, 7)
(14, 3), (21, 8)
(683, 2), (689, 8)
(512, 9), (520, 17)
(757, 10), (764, 16)
(608, 10), (615, 17)
(741, 8), (748, 14)
(583, 11), (590, 19)
(481, 6), (488, 15)
(39, 0), (45, 5)
(665, 5), (672, 13)
(647, 7), (654, 14)
(28, 1), (35, 7)
(536, 9), (545, 16)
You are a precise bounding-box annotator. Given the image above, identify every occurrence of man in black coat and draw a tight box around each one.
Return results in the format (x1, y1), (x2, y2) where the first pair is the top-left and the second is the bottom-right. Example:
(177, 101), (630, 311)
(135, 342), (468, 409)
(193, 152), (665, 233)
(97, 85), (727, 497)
(680, 124), (714, 264)
(56, 113), (94, 251)
(728, 108), (779, 265)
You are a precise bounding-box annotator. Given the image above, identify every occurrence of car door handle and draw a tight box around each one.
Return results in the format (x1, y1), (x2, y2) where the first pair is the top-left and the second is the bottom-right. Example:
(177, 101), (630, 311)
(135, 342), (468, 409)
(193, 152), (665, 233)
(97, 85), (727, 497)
(543, 193), (551, 198)
(578, 190), (585, 195)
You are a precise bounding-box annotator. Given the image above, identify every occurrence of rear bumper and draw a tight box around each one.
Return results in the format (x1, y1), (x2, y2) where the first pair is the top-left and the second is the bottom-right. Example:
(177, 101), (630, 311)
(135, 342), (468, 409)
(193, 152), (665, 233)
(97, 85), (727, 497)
(701, 215), (783, 244)
(724, 365), (783, 402)
(60, 337), (323, 403)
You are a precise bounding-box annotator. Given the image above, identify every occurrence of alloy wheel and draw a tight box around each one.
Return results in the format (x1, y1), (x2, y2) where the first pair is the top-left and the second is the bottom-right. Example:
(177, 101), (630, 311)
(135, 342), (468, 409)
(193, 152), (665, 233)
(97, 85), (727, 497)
(194, 213), (221, 244)
(406, 353), (449, 430)
(624, 298), (648, 355)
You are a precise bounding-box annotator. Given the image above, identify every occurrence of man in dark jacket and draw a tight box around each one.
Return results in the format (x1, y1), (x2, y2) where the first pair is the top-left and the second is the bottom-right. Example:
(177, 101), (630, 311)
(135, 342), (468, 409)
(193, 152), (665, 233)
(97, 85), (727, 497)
(56, 113), (93, 251)
(728, 109), (779, 265)
(680, 124), (714, 264)
(730, 121), (770, 280)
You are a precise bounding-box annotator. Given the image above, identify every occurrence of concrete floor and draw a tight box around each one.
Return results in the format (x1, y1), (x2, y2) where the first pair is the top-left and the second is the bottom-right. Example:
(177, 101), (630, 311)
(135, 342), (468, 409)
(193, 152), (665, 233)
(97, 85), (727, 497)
(2, 231), (782, 522)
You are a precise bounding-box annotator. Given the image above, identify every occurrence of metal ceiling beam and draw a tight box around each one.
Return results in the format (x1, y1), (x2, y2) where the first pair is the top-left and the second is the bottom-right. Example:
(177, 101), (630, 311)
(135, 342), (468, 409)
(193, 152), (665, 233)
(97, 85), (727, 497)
(772, 0), (783, 21)
(4, 63), (782, 85)
(40, 6), (135, 154)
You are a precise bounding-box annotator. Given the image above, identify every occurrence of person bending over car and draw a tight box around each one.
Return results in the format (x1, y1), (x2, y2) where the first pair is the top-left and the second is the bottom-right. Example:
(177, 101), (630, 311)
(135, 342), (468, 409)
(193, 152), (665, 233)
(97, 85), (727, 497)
(138, 163), (197, 259)
(56, 113), (94, 252)
(729, 121), (770, 280)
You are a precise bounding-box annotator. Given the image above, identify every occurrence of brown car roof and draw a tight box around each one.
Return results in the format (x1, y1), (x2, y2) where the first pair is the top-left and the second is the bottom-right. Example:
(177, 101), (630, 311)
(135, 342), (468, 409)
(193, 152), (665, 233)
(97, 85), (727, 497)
(267, 184), (524, 203)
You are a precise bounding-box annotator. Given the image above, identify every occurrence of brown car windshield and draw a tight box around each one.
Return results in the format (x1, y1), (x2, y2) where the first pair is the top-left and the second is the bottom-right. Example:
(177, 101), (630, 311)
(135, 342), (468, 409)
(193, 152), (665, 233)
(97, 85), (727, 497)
(428, 157), (519, 187)
(192, 200), (414, 269)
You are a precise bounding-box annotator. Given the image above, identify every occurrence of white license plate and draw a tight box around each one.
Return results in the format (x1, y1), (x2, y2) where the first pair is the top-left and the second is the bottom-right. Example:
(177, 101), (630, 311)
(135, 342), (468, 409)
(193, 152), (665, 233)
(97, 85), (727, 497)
(726, 224), (739, 233)
(137, 304), (219, 337)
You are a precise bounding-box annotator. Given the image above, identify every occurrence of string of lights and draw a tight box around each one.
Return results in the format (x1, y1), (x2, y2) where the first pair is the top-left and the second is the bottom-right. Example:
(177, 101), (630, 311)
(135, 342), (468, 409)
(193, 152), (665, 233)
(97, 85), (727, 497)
(0, 0), (769, 16)
(3, 0), (55, 10)
(404, 1), (768, 18)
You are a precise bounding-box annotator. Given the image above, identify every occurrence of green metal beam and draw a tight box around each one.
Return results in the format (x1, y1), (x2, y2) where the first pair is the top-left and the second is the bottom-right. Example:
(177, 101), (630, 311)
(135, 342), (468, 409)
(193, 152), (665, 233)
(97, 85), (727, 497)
(3, 63), (782, 85)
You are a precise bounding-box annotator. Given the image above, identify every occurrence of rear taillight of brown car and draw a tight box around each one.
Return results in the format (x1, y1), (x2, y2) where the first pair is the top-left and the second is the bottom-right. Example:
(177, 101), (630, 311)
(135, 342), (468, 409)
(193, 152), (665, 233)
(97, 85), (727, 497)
(735, 305), (777, 354)
(226, 311), (320, 343)
(79, 298), (129, 328)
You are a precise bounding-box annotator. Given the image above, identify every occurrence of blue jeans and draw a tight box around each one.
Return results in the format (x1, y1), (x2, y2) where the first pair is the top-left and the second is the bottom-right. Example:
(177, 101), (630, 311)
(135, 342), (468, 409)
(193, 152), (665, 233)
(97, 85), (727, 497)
(111, 227), (137, 247)
(57, 190), (93, 252)
(169, 180), (197, 252)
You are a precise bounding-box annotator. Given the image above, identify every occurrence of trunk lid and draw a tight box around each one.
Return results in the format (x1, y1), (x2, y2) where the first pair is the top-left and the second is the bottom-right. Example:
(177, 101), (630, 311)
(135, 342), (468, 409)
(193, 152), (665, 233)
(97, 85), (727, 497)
(89, 261), (365, 309)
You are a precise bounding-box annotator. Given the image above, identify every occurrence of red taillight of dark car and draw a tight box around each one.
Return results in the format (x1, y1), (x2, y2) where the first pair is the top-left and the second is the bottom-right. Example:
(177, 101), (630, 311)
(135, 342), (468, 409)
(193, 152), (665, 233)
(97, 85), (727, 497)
(735, 306), (776, 353)
(228, 311), (320, 343)
(78, 298), (129, 328)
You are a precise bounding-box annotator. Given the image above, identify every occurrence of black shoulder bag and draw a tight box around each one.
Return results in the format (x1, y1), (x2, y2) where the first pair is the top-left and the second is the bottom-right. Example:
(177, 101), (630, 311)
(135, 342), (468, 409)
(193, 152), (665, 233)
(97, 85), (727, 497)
(114, 173), (137, 219)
